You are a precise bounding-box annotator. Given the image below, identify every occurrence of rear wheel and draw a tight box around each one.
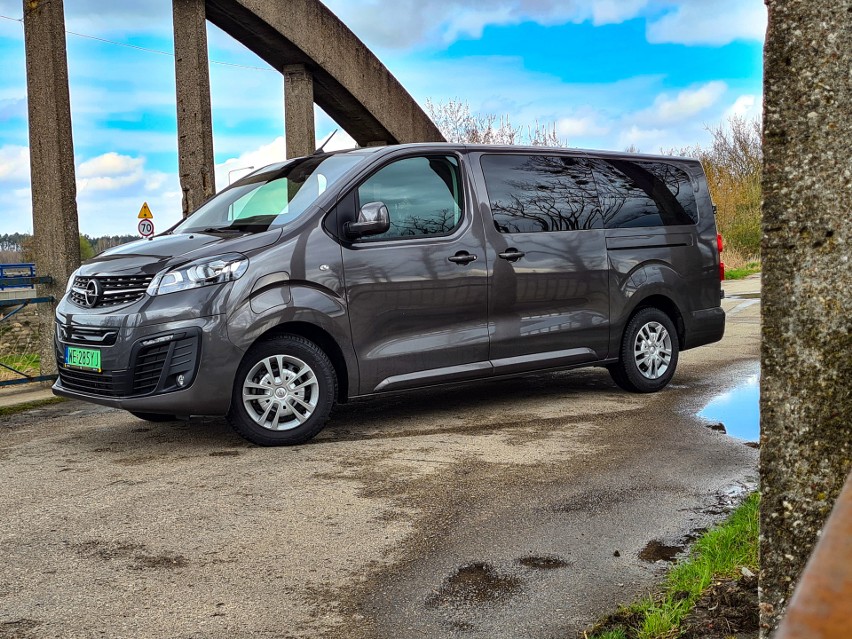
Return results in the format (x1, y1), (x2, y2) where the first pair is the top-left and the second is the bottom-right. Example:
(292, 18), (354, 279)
(227, 335), (336, 446)
(608, 307), (679, 393)
(129, 411), (178, 422)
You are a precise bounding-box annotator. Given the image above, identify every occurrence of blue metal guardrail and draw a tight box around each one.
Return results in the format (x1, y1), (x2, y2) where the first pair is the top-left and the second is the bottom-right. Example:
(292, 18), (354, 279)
(0, 263), (56, 386)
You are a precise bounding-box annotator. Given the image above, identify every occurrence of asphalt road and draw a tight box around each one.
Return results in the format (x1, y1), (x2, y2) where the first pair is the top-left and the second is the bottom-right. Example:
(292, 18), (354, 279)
(0, 279), (760, 639)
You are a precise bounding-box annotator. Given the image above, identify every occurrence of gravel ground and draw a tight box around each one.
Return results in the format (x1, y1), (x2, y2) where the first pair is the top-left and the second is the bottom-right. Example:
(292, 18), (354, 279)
(0, 282), (760, 639)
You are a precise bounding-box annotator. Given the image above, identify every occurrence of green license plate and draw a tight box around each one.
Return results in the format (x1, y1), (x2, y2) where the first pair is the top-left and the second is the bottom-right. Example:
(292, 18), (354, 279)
(65, 346), (101, 372)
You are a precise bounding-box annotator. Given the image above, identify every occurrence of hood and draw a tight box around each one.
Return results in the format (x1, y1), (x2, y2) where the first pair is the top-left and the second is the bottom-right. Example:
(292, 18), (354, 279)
(77, 228), (283, 277)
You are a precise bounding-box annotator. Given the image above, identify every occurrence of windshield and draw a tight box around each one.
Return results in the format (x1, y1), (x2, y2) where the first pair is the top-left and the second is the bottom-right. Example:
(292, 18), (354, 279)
(174, 154), (363, 233)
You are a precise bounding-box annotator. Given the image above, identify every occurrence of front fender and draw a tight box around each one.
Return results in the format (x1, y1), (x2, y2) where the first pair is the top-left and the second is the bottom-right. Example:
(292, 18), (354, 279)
(225, 283), (359, 398)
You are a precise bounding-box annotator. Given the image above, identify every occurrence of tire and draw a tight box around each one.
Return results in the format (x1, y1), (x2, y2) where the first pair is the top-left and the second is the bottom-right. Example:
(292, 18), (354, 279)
(129, 411), (178, 422)
(608, 307), (679, 393)
(227, 335), (337, 446)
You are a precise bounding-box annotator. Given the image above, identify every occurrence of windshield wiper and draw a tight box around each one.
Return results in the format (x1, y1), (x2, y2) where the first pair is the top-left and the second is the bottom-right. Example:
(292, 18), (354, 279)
(199, 226), (244, 233)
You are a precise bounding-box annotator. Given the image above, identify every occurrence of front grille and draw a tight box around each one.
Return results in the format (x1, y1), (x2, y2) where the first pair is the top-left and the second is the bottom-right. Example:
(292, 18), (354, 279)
(57, 324), (118, 346)
(132, 343), (171, 394)
(69, 274), (153, 308)
(58, 367), (119, 396)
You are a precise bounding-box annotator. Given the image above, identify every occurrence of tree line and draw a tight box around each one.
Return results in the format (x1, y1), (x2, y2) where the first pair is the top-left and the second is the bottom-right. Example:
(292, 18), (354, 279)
(0, 233), (138, 264)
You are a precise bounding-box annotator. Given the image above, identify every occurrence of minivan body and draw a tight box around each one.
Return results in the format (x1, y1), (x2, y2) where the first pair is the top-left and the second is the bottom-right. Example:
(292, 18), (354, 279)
(53, 143), (724, 445)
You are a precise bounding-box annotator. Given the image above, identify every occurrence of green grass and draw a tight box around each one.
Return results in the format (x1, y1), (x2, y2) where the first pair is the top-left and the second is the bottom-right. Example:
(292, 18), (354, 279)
(725, 262), (761, 280)
(0, 353), (41, 384)
(0, 397), (66, 418)
(587, 493), (759, 639)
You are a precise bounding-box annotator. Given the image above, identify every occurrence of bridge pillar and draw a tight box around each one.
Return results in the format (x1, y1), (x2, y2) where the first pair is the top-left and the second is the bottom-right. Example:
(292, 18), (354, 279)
(760, 0), (852, 634)
(283, 64), (316, 159)
(22, 0), (80, 376)
(172, 0), (216, 216)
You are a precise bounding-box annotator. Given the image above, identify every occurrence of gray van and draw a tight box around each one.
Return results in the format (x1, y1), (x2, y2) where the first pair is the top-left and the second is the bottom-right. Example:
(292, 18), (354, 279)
(53, 144), (725, 445)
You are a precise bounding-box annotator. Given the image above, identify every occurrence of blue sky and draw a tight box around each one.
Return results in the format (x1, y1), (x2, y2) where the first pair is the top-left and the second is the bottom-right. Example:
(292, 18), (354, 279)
(0, 0), (765, 236)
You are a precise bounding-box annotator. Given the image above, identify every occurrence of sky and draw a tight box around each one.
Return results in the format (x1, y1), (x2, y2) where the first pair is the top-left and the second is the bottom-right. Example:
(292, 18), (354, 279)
(0, 0), (766, 237)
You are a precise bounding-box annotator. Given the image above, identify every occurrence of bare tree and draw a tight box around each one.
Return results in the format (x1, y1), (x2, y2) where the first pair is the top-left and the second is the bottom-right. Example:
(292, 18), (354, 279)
(426, 99), (565, 147)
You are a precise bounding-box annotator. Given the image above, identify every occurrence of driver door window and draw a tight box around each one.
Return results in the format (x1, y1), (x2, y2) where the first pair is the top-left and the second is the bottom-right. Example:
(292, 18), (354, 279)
(356, 155), (463, 240)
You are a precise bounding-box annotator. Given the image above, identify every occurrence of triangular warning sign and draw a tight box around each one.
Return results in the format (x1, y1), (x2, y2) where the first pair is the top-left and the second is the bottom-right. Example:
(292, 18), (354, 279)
(138, 202), (154, 219)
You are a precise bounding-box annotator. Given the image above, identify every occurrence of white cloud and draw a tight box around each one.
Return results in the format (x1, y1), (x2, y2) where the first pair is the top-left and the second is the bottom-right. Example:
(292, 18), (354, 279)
(639, 81), (727, 124)
(76, 152), (147, 192)
(557, 115), (610, 137)
(77, 152), (144, 179)
(0, 144), (29, 183)
(647, 1), (768, 46)
(725, 94), (762, 121)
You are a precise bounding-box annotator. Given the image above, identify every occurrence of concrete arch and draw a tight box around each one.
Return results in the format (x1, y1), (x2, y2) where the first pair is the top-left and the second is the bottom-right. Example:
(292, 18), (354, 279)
(205, 0), (444, 147)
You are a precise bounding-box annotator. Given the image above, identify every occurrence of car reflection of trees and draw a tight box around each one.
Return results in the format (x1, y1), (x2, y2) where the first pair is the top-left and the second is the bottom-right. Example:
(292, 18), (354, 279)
(489, 156), (603, 233)
(591, 159), (695, 228)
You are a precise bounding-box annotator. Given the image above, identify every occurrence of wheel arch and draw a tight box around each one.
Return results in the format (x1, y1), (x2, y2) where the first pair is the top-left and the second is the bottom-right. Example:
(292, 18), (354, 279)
(250, 321), (351, 403)
(628, 294), (686, 349)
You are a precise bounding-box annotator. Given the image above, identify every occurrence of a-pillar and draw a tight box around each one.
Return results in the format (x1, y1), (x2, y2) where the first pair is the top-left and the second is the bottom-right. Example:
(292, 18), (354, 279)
(284, 64), (315, 159)
(172, 0), (215, 217)
(22, 0), (80, 376)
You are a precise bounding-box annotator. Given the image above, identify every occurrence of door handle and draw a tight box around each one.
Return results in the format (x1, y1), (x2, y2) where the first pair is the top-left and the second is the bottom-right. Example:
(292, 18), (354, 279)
(447, 251), (478, 265)
(498, 249), (526, 262)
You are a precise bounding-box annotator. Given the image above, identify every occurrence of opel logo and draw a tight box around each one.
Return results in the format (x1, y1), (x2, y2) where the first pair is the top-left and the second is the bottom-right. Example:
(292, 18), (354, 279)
(83, 279), (102, 308)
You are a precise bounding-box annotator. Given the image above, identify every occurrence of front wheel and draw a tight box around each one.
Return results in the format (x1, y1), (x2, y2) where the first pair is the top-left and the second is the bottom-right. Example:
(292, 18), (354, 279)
(227, 335), (337, 446)
(608, 307), (679, 393)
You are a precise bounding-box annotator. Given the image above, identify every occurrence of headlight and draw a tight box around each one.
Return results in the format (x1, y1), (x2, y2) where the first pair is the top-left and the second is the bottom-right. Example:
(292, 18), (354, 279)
(146, 254), (249, 296)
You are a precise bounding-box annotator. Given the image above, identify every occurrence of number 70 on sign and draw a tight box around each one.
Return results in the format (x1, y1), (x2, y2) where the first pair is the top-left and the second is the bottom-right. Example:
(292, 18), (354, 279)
(138, 219), (155, 237)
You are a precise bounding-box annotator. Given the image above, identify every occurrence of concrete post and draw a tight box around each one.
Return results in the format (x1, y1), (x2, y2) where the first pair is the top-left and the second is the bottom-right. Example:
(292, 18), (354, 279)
(283, 64), (315, 159)
(172, 0), (215, 217)
(760, 0), (852, 635)
(22, 0), (80, 377)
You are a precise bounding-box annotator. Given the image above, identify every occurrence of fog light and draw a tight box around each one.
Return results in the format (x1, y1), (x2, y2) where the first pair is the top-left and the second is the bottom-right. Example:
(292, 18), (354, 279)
(142, 334), (174, 346)
(177, 374), (186, 387)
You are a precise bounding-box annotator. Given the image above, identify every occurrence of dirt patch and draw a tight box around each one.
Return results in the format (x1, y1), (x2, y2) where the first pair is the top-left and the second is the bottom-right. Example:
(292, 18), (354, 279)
(517, 555), (568, 570)
(679, 575), (758, 639)
(73, 540), (188, 570)
(425, 562), (522, 608)
(209, 450), (241, 457)
(638, 540), (684, 562)
(0, 619), (41, 639)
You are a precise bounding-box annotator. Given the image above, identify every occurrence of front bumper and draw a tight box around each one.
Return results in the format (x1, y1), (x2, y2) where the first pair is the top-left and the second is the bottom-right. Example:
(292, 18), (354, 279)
(52, 314), (244, 415)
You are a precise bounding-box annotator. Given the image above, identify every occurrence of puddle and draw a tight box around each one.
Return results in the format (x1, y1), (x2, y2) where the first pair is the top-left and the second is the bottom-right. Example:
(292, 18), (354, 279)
(699, 374), (760, 442)
(425, 562), (521, 608)
(638, 540), (684, 562)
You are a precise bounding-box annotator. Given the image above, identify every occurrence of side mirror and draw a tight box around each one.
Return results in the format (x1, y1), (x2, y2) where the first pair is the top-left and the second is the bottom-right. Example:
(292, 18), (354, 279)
(345, 201), (390, 238)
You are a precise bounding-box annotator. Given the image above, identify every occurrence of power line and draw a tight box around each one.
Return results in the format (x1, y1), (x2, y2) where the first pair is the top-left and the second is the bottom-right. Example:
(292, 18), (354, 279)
(0, 13), (275, 73)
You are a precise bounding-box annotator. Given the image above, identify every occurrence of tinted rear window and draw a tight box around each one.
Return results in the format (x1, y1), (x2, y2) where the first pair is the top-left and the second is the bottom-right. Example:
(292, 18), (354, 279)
(590, 159), (698, 228)
(480, 154), (603, 233)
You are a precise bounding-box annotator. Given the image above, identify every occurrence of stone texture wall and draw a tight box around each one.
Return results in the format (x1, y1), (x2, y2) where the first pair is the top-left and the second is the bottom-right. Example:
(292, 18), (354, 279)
(760, 0), (852, 635)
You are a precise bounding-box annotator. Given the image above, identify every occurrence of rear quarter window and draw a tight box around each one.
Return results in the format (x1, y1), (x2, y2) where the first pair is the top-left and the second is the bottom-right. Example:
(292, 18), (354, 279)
(591, 159), (698, 229)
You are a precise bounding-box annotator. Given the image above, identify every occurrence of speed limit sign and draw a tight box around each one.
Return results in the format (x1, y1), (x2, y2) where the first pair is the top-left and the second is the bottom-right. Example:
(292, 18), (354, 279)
(138, 219), (155, 237)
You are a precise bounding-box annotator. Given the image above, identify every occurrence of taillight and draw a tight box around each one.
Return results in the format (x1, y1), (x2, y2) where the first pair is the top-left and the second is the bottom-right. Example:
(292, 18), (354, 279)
(717, 233), (724, 254)
(719, 261), (726, 281)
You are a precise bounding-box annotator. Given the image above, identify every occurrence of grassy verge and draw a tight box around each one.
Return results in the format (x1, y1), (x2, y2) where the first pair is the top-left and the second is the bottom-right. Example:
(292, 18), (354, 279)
(0, 397), (66, 418)
(586, 492), (759, 639)
(0, 353), (41, 381)
(725, 263), (761, 280)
